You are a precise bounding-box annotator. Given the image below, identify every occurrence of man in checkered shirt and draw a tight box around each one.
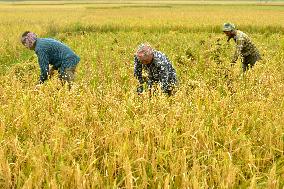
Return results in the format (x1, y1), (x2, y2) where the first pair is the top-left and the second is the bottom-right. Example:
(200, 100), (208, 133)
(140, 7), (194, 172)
(133, 43), (178, 96)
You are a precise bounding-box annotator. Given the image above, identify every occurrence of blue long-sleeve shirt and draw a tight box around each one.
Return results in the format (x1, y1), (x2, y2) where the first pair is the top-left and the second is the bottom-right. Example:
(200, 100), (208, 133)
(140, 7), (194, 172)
(35, 38), (80, 83)
(134, 50), (178, 94)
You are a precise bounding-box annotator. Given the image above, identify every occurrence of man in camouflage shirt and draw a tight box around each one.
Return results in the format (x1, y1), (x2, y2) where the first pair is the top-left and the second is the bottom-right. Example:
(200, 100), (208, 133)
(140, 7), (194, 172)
(223, 23), (261, 72)
(134, 43), (178, 96)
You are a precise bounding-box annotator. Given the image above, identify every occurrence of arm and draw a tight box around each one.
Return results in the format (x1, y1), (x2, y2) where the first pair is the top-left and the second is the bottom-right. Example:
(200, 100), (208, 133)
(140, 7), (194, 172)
(156, 57), (171, 93)
(36, 51), (49, 84)
(159, 63), (171, 94)
(134, 55), (144, 94)
(147, 76), (153, 94)
(232, 38), (244, 64)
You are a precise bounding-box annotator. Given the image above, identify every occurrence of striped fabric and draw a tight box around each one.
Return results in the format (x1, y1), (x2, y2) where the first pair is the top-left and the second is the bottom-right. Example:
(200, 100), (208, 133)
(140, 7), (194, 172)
(35, 38), (80, 83)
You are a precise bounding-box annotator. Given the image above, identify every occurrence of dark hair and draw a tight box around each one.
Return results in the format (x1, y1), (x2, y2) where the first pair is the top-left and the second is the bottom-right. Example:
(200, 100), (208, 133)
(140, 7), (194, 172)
(22, 31), (31, 38)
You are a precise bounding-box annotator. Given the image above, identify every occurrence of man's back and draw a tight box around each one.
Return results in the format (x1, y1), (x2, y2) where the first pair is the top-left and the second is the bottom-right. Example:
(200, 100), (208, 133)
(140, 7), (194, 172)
(234, 30), (260, 57)
(35, 38), (80, 69)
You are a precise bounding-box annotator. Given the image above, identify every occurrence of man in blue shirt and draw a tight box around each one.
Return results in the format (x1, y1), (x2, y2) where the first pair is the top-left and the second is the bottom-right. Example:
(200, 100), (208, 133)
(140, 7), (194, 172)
(21, 31), (80, 89)
(134, 43), (178, 96)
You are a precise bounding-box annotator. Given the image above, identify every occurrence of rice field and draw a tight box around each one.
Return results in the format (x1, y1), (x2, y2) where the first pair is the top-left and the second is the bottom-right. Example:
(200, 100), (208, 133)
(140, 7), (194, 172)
(0, 1), (284, 188)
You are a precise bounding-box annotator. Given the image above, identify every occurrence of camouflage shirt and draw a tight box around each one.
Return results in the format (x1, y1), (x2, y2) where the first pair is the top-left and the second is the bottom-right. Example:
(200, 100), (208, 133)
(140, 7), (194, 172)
(231, 30), (260, 63)
(134, 50), (178, 94)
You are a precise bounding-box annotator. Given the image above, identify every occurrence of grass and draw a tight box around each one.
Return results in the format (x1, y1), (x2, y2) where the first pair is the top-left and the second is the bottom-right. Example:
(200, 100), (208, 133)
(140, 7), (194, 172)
(0, 1), (284, 188)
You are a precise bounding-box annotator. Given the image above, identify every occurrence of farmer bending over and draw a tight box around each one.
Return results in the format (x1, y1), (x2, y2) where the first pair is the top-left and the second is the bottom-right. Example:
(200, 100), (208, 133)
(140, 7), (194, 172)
(134, 43), (178, 96)
(21, 31), (80, 89)
(223, 23), (261, 72)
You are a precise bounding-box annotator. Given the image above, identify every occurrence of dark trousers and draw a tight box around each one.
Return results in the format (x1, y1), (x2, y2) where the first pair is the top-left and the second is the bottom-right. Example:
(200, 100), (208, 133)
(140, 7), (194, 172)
(59, 66), (77, 90)
(242, 54), (260, 72)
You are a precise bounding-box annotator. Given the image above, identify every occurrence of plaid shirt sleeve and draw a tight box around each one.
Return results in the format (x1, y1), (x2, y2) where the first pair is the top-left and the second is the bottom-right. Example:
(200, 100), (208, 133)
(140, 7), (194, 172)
(36, 50), (49, 83)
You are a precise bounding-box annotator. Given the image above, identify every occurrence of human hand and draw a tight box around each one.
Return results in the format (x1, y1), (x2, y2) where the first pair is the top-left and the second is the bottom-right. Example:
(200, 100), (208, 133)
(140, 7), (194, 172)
(148, 89), (152, 98)
(137, 85), (143, 94)
(48, 67), (55, 78)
